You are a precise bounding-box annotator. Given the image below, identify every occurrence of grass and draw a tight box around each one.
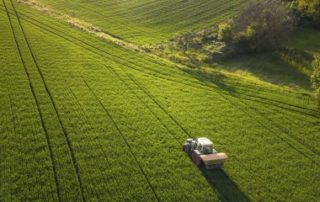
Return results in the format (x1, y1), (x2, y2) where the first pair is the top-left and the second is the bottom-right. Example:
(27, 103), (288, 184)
(0, 0), (319, 201)
(219, 28), (320, 91)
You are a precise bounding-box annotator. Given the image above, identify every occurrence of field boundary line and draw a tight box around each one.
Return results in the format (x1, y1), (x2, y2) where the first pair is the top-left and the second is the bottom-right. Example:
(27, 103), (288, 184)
(17, 0), (145, 53)
(2, 0), (61, 200)
(8, 0), (86, 201)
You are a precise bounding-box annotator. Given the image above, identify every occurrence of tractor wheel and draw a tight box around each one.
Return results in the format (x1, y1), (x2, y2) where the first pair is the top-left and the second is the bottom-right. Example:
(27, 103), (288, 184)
(191, 152), (201, 167)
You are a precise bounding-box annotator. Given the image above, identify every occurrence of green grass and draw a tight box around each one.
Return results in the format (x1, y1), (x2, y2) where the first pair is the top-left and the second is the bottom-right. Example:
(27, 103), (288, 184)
(35, 0), (247, 45)
(218, 28), (320, 91)
(0, 0), (319, 201)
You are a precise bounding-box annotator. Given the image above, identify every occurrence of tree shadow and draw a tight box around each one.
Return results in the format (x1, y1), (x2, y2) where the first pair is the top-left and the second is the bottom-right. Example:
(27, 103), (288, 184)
(180, 65), (320, 115)
(218, 51), (313, 90)
(181, 67), (236, 93)
(200, 167), (250, 202)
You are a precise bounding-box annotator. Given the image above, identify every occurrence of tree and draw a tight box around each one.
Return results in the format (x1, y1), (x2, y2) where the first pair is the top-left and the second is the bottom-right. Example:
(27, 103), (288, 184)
(290, 0), (320, 27)
(218, 0), (294, 53)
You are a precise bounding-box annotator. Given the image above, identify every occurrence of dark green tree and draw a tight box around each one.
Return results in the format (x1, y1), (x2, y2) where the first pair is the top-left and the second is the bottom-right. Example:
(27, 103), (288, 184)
(290, 0), (320, 27)
(218, 0), (294, 53)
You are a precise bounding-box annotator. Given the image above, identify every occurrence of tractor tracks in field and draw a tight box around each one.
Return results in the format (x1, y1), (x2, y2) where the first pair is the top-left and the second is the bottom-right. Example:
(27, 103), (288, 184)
(128, 74), (191, 139)
(9, 3), (318, 164)
(217, 90), (320, 164)
(66, 86), (129, 201)
(78, 67), (191, 201)
(81, 78), (160, 202)
(99, 64), (184, 142)
(15, 1), (320, 164)
(2, 4), (318, 118)
(5, 0), (319, 175)
(123, 75), (283, 200)
(6, 0), (86, 201)
(111, 70), (275, 198)
(4, 2), (318, 199)
(2, 2), (319, 119)
(126, 68), (320, 164)
(2, 0), (61, 201)
(237, 96), (320, 155)
(128, 73), (320, 165)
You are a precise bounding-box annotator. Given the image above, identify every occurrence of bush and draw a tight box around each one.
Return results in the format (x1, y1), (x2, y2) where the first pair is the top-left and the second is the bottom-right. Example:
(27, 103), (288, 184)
(290, 0), (320, 28)
(217, 0), (294, 53)
(217, 20), (233, 43)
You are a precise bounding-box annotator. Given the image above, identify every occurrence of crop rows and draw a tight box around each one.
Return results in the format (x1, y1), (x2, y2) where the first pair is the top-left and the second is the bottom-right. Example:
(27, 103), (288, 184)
(0, 1), (319, 201)
(8, 3), (318, 115)
(0, 3), (58, 200)
(1, 1), (218, 201)
(36, 0), (248, 44)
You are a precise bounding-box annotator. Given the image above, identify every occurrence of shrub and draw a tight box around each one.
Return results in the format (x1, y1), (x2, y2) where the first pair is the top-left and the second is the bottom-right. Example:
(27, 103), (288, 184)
(217, 20), (233, 43)
(217, 0), (294, 53)
(290, 0), (320, 28)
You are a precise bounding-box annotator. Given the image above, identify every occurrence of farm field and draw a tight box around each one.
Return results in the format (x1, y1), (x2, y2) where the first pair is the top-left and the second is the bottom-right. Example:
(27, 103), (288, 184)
(34, 0), (248, 44)
(0, 0), (319, 201)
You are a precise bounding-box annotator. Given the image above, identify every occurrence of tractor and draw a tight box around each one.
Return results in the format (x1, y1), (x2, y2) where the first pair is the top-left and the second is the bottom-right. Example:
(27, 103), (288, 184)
(183, 137), (228, 169)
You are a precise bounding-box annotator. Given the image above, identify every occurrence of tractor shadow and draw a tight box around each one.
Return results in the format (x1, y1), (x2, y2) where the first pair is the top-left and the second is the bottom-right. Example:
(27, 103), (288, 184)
(200, 167), (250, 202)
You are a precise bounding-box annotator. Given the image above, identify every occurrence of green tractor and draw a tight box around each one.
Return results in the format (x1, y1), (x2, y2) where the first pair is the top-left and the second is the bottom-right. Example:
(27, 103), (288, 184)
(183, 137), (228, 169)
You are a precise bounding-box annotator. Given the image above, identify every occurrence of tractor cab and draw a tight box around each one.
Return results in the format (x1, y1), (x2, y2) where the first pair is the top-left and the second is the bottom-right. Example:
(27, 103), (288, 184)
(183, 137), (228, 169)
(194, 138), (215, 155)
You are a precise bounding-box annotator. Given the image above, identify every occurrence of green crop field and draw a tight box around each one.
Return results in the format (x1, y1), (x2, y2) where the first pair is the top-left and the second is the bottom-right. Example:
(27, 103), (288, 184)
(35, 0), (247, 45)
(0, 0), (319, 201)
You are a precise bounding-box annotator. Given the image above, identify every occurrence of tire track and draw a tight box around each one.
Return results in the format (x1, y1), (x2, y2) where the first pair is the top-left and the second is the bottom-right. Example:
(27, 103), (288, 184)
(238, 95), (319, 155)
(7, 0), (86, 201)
(0, 4), (314, 116)
(97, 65), (182, 142)
(2, 0), (61, 201)
(9, 2), (319, 163)
(222, 91), (320, 164)
(66, 85), (129, 201)
(128, 74), (191, 138)
(127, 74), (319, 165)
(5, 2), (312, 199)
(81, 78), (160, 202)
(112, 70), (272, 200)
(3, 5), (317, 116)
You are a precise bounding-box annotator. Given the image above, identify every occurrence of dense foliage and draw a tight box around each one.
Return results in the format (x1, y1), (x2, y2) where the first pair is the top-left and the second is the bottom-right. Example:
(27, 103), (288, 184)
(290, 0), (320, 28)
(218, 0), (294, 53)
